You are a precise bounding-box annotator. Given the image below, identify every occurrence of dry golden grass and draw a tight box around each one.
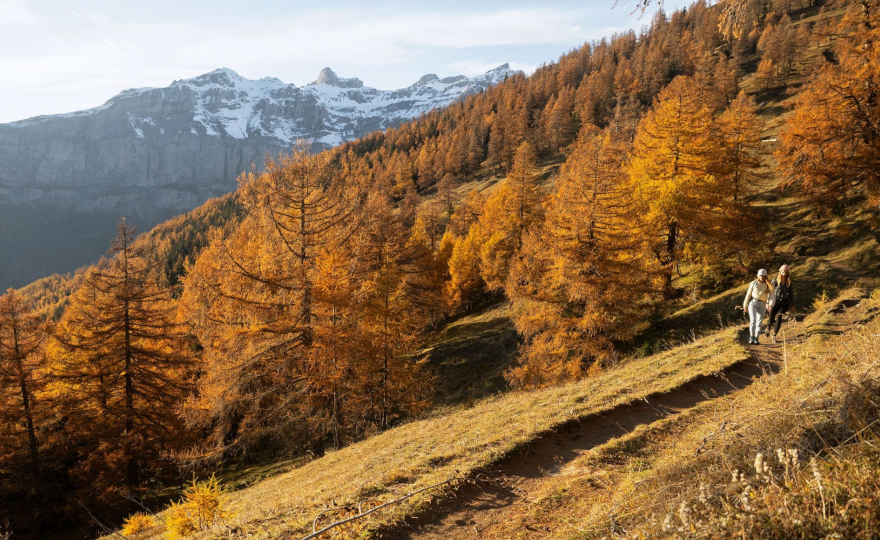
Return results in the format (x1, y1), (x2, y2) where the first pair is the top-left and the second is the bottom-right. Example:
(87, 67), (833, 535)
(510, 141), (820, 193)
(482, 287), (880, 539)
(113, 324), (745, 539)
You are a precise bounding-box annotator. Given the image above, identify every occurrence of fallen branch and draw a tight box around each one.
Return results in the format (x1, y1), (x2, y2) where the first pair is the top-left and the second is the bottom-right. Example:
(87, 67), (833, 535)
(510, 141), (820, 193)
(117, 489), (167, 524)
(299, 476), (457, 540)
(694, 421), (728, 456)
(78, 502), (129, 540)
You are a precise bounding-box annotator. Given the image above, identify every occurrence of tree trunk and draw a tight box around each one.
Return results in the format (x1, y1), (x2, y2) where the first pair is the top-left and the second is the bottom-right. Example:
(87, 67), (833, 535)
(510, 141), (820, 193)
(15, 360), (40, 485)
(123, 300), (138, 488)
(10, 312), (41, 486)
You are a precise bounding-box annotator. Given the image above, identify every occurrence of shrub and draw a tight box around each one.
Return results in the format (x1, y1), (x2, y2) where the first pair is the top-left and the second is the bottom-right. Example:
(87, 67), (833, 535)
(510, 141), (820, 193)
(120, 512), (154, 536)
(165, 501), (197, 540)
(812, 290), (830, 314)
(164, 474), (228, 540)
(644, 318), (880, 538)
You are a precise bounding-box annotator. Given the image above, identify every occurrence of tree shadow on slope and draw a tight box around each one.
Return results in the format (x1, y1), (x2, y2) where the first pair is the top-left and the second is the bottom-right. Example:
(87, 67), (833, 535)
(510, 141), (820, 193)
(424, 298), (519, 407)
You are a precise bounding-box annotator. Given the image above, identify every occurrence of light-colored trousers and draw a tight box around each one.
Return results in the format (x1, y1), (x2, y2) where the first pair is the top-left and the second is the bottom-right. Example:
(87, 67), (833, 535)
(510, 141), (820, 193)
(748, 299), (767, 337)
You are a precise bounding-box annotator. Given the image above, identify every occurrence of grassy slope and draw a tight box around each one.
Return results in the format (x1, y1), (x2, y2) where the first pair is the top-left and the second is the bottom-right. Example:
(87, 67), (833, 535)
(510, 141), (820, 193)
(120, 325), (747, 539)
(482, 288), (880, 539)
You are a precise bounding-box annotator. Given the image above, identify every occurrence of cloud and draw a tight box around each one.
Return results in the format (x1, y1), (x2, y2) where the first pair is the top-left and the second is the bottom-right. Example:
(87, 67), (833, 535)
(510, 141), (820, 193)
(0, 0), (39, 26)
(1, 6), (593, 87)
(0, 3), (658, 121)
(68, 8), (111, 24)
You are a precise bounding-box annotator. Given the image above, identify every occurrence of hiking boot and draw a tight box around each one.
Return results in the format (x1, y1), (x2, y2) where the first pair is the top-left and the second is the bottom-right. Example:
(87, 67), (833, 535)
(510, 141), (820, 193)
(748, 336), (756, 344)
(754, 336), (760, 344)
(771, 334), (777, 344)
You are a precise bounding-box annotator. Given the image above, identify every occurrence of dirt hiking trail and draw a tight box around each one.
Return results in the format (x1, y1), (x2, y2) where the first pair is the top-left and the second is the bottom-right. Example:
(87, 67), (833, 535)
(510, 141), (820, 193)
(380, 317), (803, 540)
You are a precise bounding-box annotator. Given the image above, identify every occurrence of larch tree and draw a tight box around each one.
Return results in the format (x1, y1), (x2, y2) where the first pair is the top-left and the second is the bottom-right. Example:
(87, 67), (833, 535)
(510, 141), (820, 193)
(445, 228), (485, 313)
(755, 58), (776, 90)
(628, 75), (720, 296)
(407, 212), (449, 328)
(712, 91), (766, 267)
(506, 129), (656, 388)
(180, 141), (360, 458)
(54, 220), (195, 494)
(479, 141), (544, 291)
(777, 0), (880, 213)
(436, 173), (455, 216)
(448, 189), (484, 236)
(0, 289), (47, 488)
(350, 194), (432, 431)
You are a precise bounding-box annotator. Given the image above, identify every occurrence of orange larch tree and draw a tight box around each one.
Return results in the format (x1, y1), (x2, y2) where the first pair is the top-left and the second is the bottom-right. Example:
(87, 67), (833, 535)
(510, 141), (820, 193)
(0, 289), (47, 488)
(628, 75), (721, 296)
(479, 141), (544, 291)
(54, 220), (195, 494)
(777, 0), (880, 213)
(712, 91), (766, 268)
(350, 194), (432, 431)
(180, 142), (358, 458)
(506, 128), (656, 388)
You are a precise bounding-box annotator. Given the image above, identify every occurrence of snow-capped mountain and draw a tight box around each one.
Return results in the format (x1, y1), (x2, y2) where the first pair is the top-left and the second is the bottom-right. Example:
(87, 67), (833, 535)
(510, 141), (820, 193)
(0, 64), (516, 210)
(0, 64), (517, 289)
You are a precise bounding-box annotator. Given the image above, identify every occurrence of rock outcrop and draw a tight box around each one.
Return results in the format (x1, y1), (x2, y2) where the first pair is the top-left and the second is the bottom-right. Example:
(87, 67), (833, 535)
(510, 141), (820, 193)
(0, 64), (520, 288)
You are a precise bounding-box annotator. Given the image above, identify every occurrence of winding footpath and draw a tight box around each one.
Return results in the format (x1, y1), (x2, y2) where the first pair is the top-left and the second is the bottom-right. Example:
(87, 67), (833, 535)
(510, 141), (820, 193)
(380, 323), (794, 540)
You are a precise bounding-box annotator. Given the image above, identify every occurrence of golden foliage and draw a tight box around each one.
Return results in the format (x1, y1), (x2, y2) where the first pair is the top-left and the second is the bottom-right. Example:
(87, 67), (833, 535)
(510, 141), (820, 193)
(630, 76), (764, 290)
(0, 289), (48, 486)
(164, 475), (228, 540)
(506, 128), (656, 387)
(777, 0), (880, 212)
(479, 141), (544, 291)
(181, 143), (430, 459)
(445, 228), (485, 313)
(52, 220), (196, 494)
(120, 512), (154, 536)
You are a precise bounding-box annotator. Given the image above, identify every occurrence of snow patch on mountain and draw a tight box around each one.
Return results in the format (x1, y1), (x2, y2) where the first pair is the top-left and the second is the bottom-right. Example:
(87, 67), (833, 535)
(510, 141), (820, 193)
(45, 64), (519, 149)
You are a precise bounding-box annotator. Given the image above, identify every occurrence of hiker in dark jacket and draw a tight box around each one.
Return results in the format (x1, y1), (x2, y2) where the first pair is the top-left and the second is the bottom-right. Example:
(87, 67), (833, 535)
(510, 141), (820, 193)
(766, 264), (794, 343)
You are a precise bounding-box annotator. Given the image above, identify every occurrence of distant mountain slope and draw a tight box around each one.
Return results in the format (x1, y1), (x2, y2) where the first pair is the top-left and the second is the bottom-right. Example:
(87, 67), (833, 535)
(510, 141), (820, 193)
(0, 64), (516, 289)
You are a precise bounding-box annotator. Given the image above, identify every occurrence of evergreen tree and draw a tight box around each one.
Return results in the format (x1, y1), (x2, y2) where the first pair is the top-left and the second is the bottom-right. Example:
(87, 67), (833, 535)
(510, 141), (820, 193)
(0, 289), (47, 487)
(506, 129), (655, 387)
(55, 220), (195, 493)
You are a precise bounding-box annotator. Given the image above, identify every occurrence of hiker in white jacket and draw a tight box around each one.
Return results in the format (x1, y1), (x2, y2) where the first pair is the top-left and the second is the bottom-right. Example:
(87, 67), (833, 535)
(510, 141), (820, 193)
(743, 269), (774, 344)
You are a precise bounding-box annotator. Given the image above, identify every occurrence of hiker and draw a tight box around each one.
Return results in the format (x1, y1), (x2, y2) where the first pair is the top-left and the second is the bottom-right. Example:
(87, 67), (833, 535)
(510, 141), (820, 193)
(766, 264), (795, 343)
(743, 268), (774, 344)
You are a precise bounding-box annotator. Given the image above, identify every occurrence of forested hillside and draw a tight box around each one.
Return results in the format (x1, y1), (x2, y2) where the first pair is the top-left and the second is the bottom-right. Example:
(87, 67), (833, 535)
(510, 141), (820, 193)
(2, 0), (879, 537)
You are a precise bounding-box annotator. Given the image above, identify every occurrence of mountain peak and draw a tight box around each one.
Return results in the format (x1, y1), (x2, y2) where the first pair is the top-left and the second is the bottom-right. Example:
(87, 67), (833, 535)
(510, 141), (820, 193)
(315, 67), (338, 85)
(415, 74), (440, 86)
(312, 67), (364, 89)
(211, 67), (240, 77)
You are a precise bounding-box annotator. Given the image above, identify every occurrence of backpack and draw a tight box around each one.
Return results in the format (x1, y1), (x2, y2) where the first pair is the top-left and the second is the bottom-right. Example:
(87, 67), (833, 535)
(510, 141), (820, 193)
(772, 279), (791, 304)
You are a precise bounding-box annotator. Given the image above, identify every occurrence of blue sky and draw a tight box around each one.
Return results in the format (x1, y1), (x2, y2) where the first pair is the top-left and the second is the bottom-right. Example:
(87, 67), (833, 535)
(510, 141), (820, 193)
(0, 0), (693, 123)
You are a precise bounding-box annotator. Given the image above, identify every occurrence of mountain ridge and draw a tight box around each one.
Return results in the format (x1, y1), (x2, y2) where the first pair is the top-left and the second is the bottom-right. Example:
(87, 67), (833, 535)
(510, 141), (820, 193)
(0, 63), (518, 211)
(0, 63), (518, 289)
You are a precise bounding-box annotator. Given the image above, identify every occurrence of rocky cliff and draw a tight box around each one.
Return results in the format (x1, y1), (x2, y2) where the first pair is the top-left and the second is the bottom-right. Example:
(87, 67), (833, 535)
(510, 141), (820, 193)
(0, 64), (517, 288)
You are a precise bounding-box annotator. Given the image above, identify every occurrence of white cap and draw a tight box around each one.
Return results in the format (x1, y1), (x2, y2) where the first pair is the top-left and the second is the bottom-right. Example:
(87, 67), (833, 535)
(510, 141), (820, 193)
(757, 268), (768, 277)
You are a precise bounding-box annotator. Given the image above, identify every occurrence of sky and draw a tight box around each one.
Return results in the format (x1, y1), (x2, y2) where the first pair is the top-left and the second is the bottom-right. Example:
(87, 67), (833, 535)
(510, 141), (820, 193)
(0, 0), (693, 123)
